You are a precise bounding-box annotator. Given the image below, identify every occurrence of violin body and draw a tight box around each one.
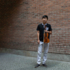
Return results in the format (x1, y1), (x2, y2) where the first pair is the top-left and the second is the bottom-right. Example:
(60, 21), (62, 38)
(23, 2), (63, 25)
(44, 32), (50, 43)
(43, 26), (50, 43)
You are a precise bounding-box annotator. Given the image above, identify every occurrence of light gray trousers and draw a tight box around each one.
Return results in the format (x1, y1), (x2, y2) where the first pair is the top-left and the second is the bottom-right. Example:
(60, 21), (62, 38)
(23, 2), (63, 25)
(37, 41), (49, 64)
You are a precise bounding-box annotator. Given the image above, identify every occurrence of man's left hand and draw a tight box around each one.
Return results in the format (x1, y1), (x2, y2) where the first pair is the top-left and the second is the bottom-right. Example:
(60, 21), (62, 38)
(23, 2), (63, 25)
(44, 30), (52, 34)
(44, 30), (48, 33)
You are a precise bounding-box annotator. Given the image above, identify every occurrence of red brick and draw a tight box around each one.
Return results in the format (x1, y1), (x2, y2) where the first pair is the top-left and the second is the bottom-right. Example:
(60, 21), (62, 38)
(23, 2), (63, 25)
(0, 0), (70, 54)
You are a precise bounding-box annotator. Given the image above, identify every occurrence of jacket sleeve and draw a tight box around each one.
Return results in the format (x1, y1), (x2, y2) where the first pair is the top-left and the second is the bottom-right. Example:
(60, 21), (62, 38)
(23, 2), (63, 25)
(49, 25), (52, 31)
(36, 25), (40, 31)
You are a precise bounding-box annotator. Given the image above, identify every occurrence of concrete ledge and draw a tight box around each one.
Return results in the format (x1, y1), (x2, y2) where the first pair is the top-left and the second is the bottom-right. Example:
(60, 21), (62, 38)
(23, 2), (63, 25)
(0, 48), (70, 62)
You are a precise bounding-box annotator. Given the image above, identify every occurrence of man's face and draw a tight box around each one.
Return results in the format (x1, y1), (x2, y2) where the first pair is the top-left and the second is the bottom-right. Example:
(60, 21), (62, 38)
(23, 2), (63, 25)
(42, 18), (48, 24)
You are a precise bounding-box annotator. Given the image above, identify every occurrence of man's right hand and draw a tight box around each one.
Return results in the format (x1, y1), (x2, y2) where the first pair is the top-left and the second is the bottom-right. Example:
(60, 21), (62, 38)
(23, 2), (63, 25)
(38, 40), (40, 44)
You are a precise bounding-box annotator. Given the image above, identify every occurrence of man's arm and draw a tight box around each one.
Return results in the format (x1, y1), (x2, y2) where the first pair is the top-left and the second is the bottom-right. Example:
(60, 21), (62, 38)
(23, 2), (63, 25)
(37, 31), (40, 44)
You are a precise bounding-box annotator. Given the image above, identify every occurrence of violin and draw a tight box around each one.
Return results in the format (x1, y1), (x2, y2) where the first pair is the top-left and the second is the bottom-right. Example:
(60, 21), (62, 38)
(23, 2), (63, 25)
(44, 25), (50, 43)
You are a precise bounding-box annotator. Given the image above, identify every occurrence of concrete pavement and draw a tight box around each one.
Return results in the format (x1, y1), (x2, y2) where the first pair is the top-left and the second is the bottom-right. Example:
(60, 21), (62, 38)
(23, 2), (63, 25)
(0, 53), (70, 70)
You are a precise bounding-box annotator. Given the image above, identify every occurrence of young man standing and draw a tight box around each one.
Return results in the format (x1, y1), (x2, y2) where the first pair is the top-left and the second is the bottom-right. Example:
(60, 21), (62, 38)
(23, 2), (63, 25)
(35, 15), (52, 68)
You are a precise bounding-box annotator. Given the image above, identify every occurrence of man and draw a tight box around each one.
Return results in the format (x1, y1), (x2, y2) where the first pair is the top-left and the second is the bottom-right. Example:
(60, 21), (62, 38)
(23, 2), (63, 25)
(35, 15), (52, 68)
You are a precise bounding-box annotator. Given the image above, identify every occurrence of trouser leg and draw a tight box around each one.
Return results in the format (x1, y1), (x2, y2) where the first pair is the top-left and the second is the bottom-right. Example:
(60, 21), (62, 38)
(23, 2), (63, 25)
(37, 44), (43, 64)
(42, 43), (49, 64)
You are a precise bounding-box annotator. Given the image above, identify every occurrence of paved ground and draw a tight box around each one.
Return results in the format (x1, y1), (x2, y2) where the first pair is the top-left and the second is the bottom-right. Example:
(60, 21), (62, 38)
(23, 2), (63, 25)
(0, 53), (70, 70)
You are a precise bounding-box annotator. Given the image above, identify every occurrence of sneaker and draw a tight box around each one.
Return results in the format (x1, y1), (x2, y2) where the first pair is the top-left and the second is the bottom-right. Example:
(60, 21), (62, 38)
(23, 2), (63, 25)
(35, 64), (40, 68)
(42, 64), (47, 67)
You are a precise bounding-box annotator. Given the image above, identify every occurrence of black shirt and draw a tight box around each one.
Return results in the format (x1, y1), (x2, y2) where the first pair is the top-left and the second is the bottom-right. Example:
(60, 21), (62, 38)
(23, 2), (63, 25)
(36, 23), (52, 42)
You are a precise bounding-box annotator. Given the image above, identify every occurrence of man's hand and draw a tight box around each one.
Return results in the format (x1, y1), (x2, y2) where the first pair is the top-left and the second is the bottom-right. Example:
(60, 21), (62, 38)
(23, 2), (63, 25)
(44, 30), (52, 34)
(44, 30), (48, 33)
(38, 40), (40, 44)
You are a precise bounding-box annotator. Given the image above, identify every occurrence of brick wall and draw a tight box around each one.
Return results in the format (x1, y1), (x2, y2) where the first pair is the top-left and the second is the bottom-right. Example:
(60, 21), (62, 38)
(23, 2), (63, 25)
(0, 0), (70, 54)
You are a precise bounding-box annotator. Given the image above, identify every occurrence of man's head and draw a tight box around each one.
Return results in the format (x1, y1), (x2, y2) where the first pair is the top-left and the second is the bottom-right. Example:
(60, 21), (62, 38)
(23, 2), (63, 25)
(42, 15), (48, 24)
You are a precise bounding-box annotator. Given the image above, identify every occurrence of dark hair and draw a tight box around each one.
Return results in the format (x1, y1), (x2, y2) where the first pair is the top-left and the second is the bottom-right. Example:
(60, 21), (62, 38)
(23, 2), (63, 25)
(42, 15), (48, 20)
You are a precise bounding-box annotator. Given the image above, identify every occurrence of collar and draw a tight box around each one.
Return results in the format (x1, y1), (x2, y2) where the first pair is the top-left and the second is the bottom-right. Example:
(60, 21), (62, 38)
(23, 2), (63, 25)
(42, 23), (47, 25)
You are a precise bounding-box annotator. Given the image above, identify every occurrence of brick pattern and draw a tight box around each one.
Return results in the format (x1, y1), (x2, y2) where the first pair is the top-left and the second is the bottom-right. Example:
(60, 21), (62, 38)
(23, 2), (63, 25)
(0, 0), (70, 54)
